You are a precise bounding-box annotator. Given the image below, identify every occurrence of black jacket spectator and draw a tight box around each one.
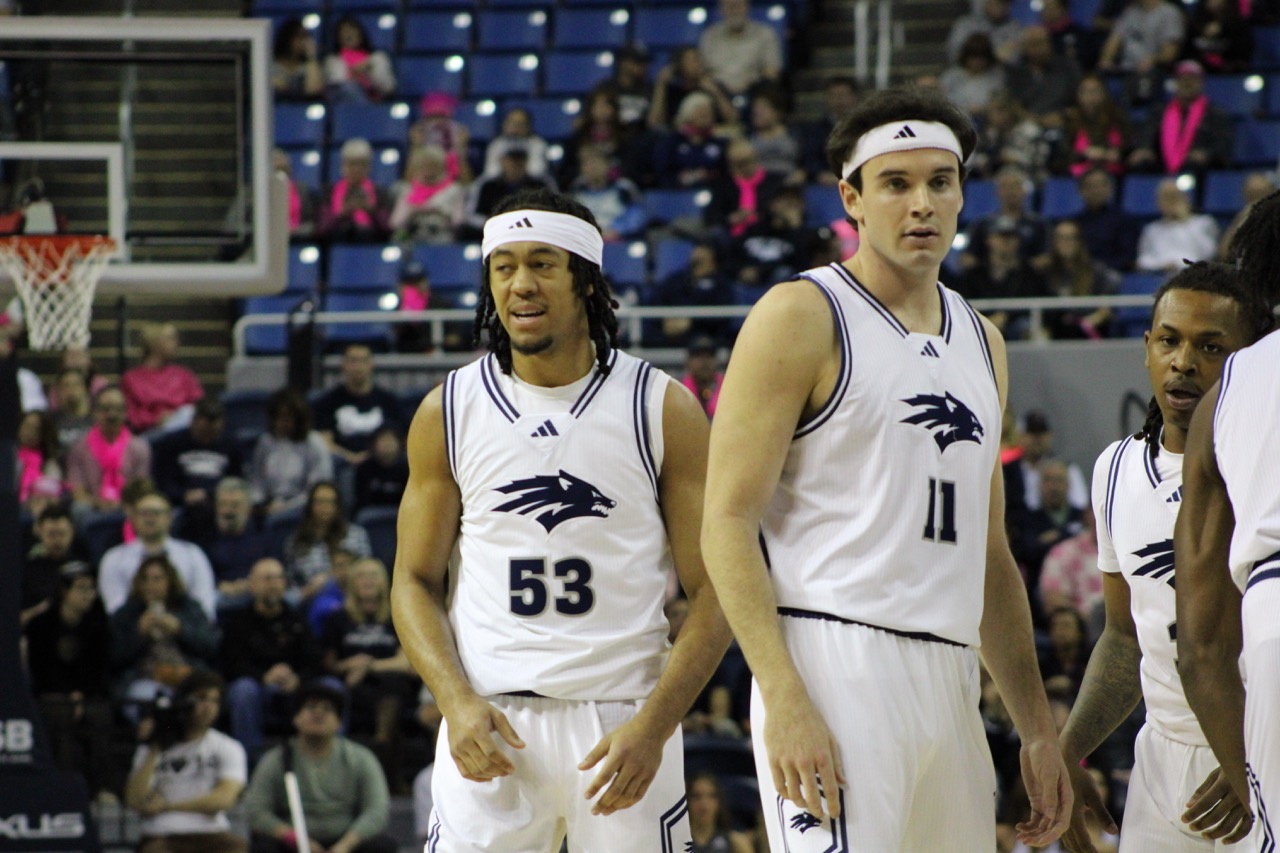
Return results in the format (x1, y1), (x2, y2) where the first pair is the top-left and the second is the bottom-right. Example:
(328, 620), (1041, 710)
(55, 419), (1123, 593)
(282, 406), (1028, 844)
(220, 599), (324, 684)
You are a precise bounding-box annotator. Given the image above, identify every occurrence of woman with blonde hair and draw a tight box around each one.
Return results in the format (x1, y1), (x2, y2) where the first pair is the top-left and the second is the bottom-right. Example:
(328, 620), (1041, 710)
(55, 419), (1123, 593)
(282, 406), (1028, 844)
(390, 144), (465, 243)
(120, 322), (203, 435)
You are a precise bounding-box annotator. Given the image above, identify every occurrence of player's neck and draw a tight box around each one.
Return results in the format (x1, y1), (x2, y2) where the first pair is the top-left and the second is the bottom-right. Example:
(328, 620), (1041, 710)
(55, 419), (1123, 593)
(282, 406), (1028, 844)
(1160, 423), (1187, 455)
(511, 339), (597, 388)
(845, 253), (942, 335)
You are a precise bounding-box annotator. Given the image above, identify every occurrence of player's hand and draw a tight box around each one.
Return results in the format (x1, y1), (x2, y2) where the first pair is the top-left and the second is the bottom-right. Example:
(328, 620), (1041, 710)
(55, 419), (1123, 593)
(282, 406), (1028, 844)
(764, 692), (845, 821)
(445, 695), (524, 783)
(1182, 767), (1254, 843)
(578, 715), (667, 816)
(1059, 760), (1117, 853)
(1016, 738), (1073, 847)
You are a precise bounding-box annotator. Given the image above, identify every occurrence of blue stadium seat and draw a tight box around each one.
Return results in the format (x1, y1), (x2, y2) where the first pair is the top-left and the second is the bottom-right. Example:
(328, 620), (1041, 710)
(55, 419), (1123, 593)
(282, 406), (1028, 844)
(331, 0), (397, 11)
(323, 293), (395, 349)
(477, 10), (549, 51)
(397, 54), (466, 98)
(1009, 0), (1039, 25)
(553, 7), (631, 50)
(633, 7), (707, 49)
(329, 12), (398, 53)
(732, 283), (771, 307)
(488, 0), (548, 8)
(285, 148), (325, 192)
(804, 183), (846, 228)
(468, 54), (540, 99)
(1202, 170), (1251, 216)
(1255, 27), (1280, 70)
(959, 178), (999, 225)
(413, 242), (481, 286)
(355, 505), (399, 568)
(1039, 175), (1084, 220)
(645, 189), (708, 225)
(1115, 271), (1162, 337)
(1202, 75), (1263, 119)
(1119, 173), (1165, 218)
(1232, 119), (1280, 166)
(403, 10), (473, 53)
(275, 103), (327, 147)
(328, 243), (404, 291)
(543, 50), (616, 97)
(653, 237), (695, 281)
(602, 241), (649, 289)
(221, 388), (272, 447)
(288, 244), (322, 292)
(330, 103), (412, 146)
(1270, 75), (1280, 116)
(455, 99), (501, 141)
(506, 97), (580, 141)
(325, 144), (404, 185)
(242, 295), (303, 354)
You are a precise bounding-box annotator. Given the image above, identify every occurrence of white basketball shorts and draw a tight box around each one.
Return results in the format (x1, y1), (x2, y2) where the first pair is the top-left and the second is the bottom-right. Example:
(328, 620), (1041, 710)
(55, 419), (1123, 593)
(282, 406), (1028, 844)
(1243, 572), (1280, 852)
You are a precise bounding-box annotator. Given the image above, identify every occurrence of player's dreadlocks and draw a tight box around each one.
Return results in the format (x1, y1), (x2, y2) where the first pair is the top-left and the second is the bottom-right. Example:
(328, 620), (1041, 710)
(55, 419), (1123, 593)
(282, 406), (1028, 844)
(1226, 187), (1280, 320)
(1135, 260), (1276, 458)
(472, 188), (619, 376)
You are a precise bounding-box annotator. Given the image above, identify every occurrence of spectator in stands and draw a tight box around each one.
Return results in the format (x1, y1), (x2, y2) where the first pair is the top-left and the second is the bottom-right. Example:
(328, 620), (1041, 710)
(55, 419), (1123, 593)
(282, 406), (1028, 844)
(242, 680), (394, 853)
(747, 85), (804, 184)
(592, 43), (655, 134)
(647, 45), (738, 133)
(121, 321), (204, 436)
(50, 367), (93, 451)
(59, 345), (108, 399)
(100, 490), (218, 620)
(962, 164), (1047, 269)
(706, 137), (785, 240)
(940, 33), (1008, 120)
(318, 557), (418, 793)
(318, 138), (392, 243)
(1135, 177), (1219, 274)
(1218, 171), (1277, 259)
(24, 561), (118, 803)
(1039, 0), (1100, 71)
(800, 75), (860, 185)
(285, 481), (371, 603)
(152, 397), (242, 544)
(273, 148), (316, 239)
(569, 146), (647, 241)
(220, 558), (325, 761)
(203, 477), (271, 610)
(559, 90), (635, 188)
(1006, 25), (1080, 130)
(460, 149), (554, 238)
(688, 772), (754, 853)
(958, 215), (1052, 338)
(353, 427), (408, 514)
(967, 91), (1051, 182)
(394, 260), (433, 353)
(1070, 167), (1140, 271)
(680, 336), (725, 419)
(271, 18), (323, 101)
(312, 344), (401, 469)
(407, 93), (472, 186)
(307, 547), (359, 638)
(17, 409), (63, 511)
(1097, 0), (1185, 101)
(1015, 459), (1085, 609)
(482, 106), (550, 180)
(729, 185), (821, 288)
(389, 144), (464, 244)
(67, 385), (152, 519)
(125, 671), (248, 853)
(698, 0), (782, 96)
(21, 503), (88, 624)
(1185, 0), (1254, 72)
(1040, 506), (1103, 618)
(248, 388), (333, 517)
(109, 554), (219, 718)
(1033, 219), (1121, 338)
(948, 0), (1024, 63)
(1013, 410), (1089, 511)
(655, 91), (730, 190)
(1127, 60), (1235, 176)
(1038, 606), (1091, 692)
(323, 16), (395, 104)
(1054, 74), (1133, 179)
(653, 240), (736, 346)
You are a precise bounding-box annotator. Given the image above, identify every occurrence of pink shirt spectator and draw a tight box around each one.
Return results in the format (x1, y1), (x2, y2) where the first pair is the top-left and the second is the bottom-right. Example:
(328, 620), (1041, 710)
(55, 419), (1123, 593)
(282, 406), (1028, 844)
(66, 431), (152, 503)
(1040, 528), (1103, 616)
(120, 363), (203, 432)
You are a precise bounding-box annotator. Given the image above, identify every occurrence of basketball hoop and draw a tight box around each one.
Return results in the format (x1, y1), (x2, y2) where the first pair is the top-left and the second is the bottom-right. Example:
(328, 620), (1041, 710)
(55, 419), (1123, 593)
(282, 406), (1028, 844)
(0, 235), (115, 351)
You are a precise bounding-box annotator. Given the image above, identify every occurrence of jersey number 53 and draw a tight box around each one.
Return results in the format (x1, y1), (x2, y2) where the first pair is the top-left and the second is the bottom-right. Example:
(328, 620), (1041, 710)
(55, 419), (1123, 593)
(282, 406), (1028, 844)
(509, 557), (595, 616)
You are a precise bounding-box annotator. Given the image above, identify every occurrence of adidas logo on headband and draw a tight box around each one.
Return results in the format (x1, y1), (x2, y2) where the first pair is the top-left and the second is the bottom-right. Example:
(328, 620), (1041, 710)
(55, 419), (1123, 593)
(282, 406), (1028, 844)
(508, 217), (534, 229)
(893, 125), (918, 139)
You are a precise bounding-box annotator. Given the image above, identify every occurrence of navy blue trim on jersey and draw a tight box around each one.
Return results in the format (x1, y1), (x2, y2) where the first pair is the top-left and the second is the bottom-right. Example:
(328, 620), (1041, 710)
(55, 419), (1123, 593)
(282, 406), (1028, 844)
(427, 812), (441, 853)
(570, 348), (617, 418)
(1104, 436), (1134, 541)
(1248, 764), (1276, 853)
(659, 794), (689, 853)
(633, 362), (660, 499)
(1142, 434), (1162, 488)
(443, 371), (459, 479)
(481, 355), (520, 423)
(775, 788), (849, 852)
(794, 276), (851, 439)
(1215, 351), (1238, 429)
(958, 299), (997, 387)
(937, 283), (954, 343)
(778, 606), (966, 647)
(829, 263), (909, 338)
(759, 529), (772, 570)
(1247, 550), (1280, 591)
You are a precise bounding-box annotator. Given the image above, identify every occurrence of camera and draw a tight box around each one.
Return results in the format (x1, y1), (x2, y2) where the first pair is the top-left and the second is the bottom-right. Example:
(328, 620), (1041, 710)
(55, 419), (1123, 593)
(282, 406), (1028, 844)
(145, 693), (194, 751)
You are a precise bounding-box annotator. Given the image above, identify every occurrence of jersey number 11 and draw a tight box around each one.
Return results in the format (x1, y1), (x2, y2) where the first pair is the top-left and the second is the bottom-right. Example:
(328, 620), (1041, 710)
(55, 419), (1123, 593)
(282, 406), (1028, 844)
(923, 477), (958, 544)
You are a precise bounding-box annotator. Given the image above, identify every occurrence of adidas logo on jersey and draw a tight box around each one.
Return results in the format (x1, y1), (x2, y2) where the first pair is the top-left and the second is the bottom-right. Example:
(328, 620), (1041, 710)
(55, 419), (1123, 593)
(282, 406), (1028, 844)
(893, 125), (918, 139)
(530, 419), (559, 438)
(507, 217), (534, 229)
(1166, 487), (1182, 503)
(920, 341), (940, 358)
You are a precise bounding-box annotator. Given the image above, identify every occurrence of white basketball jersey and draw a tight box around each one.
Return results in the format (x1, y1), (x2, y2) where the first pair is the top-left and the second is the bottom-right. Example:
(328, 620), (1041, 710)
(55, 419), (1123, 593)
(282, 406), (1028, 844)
(760, 265), (1002, 647)
(1213, 330), (1280, 592)
(442, 349), (674, 701)
(1093, 435), (1206, 745)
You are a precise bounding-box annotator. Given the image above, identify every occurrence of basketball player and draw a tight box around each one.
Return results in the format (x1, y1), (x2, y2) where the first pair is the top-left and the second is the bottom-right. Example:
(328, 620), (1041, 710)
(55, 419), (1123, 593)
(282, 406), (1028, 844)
(1058, 261), (1271, 853)
(1176, 190), (1280, 851)
(389, 187), (730, 852)
(701, 85), (1071, 851)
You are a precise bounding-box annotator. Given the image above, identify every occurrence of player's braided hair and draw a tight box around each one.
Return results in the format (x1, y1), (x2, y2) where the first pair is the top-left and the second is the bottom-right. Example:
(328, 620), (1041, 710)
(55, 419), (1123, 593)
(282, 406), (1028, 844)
(472, 188), (619, 376)
(1134, 260), (1275, 458)
(1225, 187), (1280, 318)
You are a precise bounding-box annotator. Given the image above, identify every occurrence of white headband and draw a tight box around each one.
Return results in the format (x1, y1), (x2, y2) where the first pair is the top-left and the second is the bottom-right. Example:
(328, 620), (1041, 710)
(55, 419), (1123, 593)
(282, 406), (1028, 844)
(842, 120), (963, 180)
(482, 210), (604, 267)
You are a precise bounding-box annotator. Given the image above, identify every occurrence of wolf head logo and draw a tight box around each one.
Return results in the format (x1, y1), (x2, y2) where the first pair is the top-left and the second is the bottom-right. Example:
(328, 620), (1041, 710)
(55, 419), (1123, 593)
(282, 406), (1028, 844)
(493, 470), (617, 533)
(789, 811), (823, 833)
(900, 391), (985, 452)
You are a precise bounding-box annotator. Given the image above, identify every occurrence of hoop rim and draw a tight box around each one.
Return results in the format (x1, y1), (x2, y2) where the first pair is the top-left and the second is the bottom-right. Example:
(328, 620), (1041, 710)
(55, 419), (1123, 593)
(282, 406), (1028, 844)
(0, 234), (116, 251)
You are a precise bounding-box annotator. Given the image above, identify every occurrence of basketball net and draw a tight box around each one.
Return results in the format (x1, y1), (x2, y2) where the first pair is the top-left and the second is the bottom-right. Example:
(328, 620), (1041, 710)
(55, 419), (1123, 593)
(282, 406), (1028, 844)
(0, 235), (115, 351)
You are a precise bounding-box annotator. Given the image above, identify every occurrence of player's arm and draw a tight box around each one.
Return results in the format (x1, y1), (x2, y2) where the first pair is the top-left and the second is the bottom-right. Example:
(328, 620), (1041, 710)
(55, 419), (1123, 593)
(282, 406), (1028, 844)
(701, 281), (845, 820)
(580, 381), (734, 815)
(1175, 381), (1249, 804)
(390, 386), (524, 784)
(975, 316), (1072, 847)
